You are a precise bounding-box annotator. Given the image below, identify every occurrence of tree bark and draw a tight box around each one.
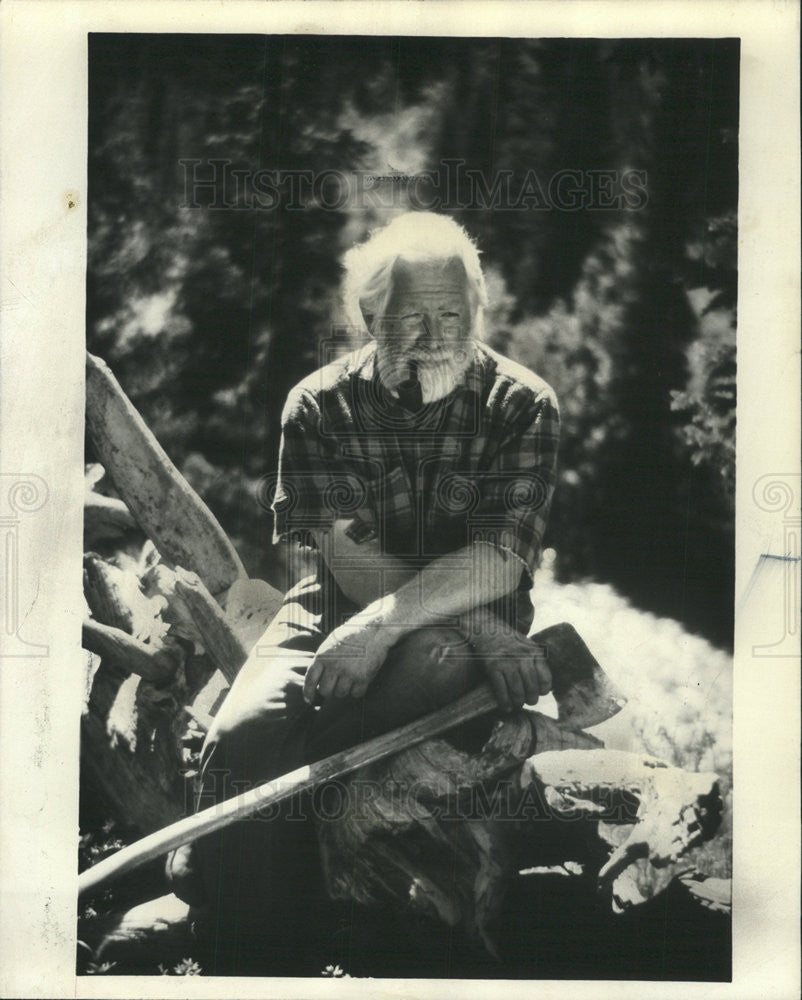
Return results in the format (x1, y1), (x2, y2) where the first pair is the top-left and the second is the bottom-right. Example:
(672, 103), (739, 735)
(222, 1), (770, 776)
(82, 619), (179, 685)
(85, 351), (246, 596)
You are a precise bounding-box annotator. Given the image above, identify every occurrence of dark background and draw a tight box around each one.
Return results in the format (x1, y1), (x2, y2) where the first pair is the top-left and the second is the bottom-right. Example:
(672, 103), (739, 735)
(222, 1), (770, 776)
(87, 34), (738, 650)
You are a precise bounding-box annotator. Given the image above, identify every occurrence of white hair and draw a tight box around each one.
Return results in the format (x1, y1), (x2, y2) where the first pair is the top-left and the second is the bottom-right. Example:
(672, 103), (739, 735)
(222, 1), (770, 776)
(342, 212), (488, 338)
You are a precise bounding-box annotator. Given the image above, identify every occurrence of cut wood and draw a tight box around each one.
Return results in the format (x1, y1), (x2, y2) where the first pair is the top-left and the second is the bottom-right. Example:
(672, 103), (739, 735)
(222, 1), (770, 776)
(172, 568), (249, 683)
(85, 352), (246, 596)
(317, 711), (604, 950)
(82, 619), (180, 685)
(79, 893), (193, 971)
(521, 748), (722, 909)
(83, 552), (169, 646)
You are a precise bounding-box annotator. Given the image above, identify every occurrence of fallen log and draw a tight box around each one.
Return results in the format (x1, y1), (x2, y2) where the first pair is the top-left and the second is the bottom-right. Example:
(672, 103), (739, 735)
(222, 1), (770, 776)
(319, 735), (722, 950)
(316, 713), (605, 951)
(80, 548), (221, 834)
(80, 716), (724, 965)
(82, 619), (180, 685)
(79, 893), (193, 973)
(85, 352), (246, 596)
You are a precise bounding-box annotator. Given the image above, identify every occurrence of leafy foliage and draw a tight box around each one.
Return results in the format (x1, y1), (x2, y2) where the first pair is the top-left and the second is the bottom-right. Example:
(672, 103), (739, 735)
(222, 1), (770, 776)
(85, 960), (118, 975)
(159, 958), (202, 976)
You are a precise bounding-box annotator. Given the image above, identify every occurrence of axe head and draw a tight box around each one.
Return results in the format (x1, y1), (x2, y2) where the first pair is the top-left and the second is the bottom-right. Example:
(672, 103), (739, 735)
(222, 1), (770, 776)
(532, 622), (626, 730)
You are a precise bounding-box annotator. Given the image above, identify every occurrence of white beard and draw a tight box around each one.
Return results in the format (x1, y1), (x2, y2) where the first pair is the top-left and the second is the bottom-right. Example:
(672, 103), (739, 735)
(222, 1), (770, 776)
(416, 357), (467, 402)
(376, 344), (472, 404)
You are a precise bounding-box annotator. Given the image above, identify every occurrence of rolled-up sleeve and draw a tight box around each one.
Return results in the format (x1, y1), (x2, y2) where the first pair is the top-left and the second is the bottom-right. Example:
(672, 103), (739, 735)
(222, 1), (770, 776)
(469, 386), (560, 584)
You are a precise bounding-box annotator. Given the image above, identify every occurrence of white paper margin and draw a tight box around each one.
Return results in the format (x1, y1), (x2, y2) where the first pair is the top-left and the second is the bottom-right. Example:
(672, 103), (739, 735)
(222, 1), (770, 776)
(1, 2), (799, 998)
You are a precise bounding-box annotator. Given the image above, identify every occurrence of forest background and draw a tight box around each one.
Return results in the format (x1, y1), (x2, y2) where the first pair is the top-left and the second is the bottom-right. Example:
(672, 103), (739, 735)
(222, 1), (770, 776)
(87, 34), (738, 653)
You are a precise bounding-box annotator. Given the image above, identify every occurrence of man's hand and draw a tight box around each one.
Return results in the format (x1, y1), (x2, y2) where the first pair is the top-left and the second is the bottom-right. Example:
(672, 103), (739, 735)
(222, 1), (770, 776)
(470, 627), (552, 713)
(303, 612), (394, 704)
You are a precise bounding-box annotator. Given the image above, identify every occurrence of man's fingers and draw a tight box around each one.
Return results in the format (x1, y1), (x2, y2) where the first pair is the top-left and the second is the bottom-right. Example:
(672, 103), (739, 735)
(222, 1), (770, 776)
(521, 661), (541, 705)
(535, 657), (552, 696)
(506, 669), (525, 710)
(488, 671), (512, 713)
(316, 662), (338, 701)
(333, 674), (354, 699)
(303, 660), (323, 704)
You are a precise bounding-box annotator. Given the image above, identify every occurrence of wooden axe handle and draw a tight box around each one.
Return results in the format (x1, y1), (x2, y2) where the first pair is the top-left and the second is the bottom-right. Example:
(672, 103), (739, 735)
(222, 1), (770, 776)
(79, 623), (622, 898)
(78, 684), (498, 899)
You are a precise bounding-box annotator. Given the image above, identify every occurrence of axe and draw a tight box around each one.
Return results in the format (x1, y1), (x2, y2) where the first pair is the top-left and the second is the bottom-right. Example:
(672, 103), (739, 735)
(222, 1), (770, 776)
(78, 622), (624, 899)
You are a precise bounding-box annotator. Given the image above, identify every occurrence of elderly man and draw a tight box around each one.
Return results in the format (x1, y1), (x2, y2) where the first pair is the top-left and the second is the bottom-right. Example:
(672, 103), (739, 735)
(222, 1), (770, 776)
(170, 212), (560, 970)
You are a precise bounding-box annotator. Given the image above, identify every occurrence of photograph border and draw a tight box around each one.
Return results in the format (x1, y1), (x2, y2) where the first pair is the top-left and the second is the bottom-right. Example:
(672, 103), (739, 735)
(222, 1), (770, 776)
(1, 2), (799, 998)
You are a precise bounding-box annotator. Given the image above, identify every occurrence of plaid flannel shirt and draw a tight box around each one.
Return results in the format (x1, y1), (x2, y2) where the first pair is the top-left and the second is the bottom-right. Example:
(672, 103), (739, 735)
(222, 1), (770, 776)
(271, 340), (560, 633)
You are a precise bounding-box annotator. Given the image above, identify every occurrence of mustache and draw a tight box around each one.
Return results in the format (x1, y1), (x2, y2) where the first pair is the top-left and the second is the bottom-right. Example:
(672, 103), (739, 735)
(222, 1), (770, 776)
(375, 344), (470, 403)
(378, 352), (456, 382)
(383, 339), (464, 361)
